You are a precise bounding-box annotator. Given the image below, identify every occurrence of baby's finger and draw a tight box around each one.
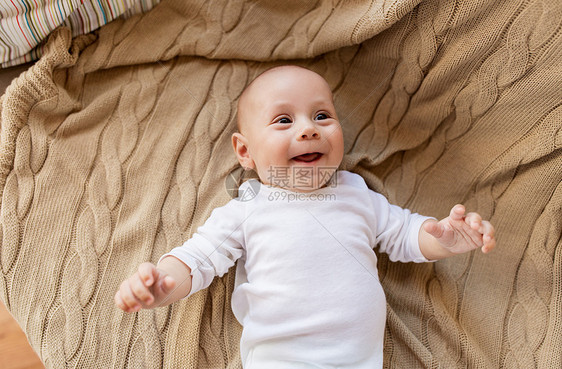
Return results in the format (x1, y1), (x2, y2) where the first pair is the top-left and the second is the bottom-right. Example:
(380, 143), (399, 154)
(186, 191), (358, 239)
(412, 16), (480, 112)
(465, 212), (483, 231)
(161, 276), (176, 294)
(131, 273), (154, 306)
(119, 280), (142, 312)
(153, 276), (176, 305)
(482, 220), (495, 237)
(481, 221), (496, 253)
(115, 291), (135, 313)
(423, 220), (443, 238)
(138, 262), (157, 287)
(449, 204), (466, 221)
(114, 291), (126, 310)
(481, 235), (496, 253)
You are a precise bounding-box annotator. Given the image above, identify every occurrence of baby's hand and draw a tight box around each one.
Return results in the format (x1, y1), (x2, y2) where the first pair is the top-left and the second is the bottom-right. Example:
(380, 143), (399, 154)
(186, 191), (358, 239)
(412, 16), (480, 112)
(423, 204), (496, 255)
(115, 262), (176, 313)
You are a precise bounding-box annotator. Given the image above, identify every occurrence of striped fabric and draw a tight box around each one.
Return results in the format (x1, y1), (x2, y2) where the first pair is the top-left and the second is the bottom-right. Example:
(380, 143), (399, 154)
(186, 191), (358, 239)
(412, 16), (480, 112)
(0, 0), (160, 67)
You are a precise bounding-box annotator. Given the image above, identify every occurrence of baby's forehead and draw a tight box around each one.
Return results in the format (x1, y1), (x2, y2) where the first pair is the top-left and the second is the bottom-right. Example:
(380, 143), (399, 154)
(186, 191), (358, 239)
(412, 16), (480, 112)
(241, 70), (288, 102)
(236, 66), (333, 129)
(237, 72), (284, 113)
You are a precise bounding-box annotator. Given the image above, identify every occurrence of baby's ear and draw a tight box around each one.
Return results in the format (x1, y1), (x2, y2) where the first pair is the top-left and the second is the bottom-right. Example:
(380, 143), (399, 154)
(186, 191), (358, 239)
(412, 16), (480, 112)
(232, 133), (255, 170)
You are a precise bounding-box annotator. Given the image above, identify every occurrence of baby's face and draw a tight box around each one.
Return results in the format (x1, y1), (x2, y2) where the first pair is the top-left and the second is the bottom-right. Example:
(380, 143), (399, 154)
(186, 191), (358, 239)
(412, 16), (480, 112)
(233, 67), (344, 192)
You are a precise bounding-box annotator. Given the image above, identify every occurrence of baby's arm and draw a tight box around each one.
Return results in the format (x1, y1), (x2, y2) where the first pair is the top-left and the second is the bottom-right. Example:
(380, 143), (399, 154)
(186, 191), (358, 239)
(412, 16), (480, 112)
(115, 256), (192, 313)
(418, 204), (496, 260)
(115, 198), (245, 313)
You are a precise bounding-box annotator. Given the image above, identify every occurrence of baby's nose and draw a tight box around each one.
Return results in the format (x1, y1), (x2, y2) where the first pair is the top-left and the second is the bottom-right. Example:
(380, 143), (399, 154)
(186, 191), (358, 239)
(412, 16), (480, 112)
(297, 124), (320, 140)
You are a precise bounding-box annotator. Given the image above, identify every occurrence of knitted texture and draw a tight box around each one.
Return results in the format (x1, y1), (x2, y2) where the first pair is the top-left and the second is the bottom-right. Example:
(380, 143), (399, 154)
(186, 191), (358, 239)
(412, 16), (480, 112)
(1, 0), (561, 368)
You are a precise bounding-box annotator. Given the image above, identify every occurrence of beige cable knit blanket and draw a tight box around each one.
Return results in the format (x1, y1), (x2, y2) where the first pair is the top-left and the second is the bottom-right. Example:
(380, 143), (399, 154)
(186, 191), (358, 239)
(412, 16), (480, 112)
(1, 0), (561, 368)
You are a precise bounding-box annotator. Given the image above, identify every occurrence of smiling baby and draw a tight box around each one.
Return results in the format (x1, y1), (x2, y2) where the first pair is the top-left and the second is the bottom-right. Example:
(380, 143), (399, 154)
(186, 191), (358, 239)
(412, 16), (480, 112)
(115, 66), (495, 369)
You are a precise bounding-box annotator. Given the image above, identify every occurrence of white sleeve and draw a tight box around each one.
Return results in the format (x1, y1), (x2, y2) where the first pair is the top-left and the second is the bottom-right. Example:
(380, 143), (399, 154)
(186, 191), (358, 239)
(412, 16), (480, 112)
(368, 190), (433, 263)
(159, 199), (246, 298)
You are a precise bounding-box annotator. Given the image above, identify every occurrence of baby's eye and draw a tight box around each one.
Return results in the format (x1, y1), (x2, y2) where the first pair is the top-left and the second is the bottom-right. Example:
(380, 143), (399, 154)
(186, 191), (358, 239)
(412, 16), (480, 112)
(315, 113), (328, 120)
(276, 117), (292, 124)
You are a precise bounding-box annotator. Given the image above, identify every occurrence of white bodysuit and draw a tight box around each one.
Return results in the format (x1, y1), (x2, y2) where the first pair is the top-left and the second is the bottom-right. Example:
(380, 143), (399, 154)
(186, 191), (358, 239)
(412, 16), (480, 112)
(161, 170), (431, 368)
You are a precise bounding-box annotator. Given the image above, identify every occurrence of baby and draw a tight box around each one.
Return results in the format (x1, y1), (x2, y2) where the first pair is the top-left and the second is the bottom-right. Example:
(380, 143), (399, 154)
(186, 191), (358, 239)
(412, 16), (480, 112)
(115, 66), (495, 368)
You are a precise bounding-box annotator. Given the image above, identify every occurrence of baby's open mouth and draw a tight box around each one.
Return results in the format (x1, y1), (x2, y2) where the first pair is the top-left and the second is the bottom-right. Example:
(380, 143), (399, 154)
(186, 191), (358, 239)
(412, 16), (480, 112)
(292, 152), (323, 163)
